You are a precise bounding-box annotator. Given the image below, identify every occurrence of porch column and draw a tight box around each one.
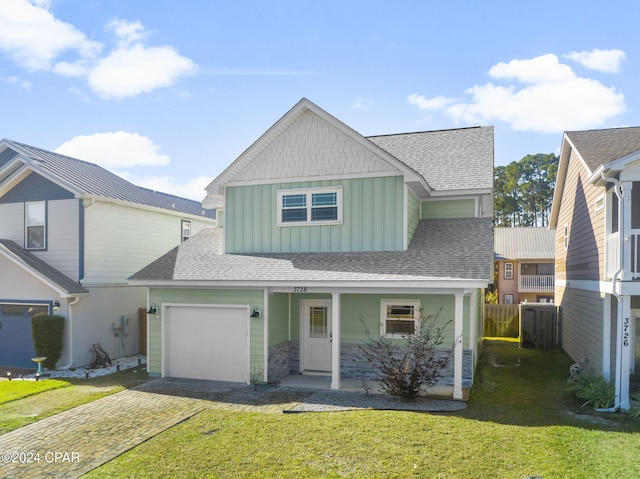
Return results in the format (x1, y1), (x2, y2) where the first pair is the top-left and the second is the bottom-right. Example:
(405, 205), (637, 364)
(602, 294), (611, 382)
(454, 292), (464, 400)
(616, 294), (631, 410)
(469, 290), (478, 371)
(263, 288), (269, 383)
(331, 292), (341, 390)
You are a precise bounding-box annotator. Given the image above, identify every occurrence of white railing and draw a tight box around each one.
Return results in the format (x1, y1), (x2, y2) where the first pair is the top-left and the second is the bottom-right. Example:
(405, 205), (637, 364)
(519, 275), (554, 293)
(605, 230), (640, 280)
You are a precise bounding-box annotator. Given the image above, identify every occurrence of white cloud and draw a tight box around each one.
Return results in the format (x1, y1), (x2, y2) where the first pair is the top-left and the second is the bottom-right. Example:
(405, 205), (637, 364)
(407, 94), (456, 111)
(0, 0), (101, 71)
(352, 97), (373, 110)
(55, 132), (209, 200)
(408, 53), (626, 133)
(55, 132), (170, 168)
(3, 75), (32, 90)
(565, 48), (626, 73)
(0, 2), (197, 98)
(88, 44), (198, 99)
(117, 174), (214, 201)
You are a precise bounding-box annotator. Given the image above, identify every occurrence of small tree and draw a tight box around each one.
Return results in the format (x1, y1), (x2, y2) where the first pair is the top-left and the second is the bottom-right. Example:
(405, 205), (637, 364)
(359, 307), (455, 399)
(32, 314), (65, 370)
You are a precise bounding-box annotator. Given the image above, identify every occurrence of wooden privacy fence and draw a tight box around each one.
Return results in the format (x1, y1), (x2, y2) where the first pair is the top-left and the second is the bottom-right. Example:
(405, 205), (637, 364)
(484, 303), (560, 348)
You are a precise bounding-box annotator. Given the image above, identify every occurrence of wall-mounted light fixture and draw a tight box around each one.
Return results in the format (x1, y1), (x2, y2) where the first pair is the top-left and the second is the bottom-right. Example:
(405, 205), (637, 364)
(250, 307), (262, 318)
(147, 303), (158, 315)
(53, 300), (60, 312)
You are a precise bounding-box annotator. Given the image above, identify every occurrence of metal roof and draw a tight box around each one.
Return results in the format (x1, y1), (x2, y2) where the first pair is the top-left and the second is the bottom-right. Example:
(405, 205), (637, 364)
(493, 227), (555, 260)
(0, 240), (89, 295)
(1, 139), (215, 219)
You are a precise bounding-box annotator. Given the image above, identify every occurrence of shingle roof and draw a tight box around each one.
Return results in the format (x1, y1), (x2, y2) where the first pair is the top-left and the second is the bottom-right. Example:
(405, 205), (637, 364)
(0, 240), (89, 295)
(367, 127), (494, 191)
(493, 227), (555, 260)
(1, 139), (215, 219)
(565, 127), (640, 172)
(130, 218), (494, 284)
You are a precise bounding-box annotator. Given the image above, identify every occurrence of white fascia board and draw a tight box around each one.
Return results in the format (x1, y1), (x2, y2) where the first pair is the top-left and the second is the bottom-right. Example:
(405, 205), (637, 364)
(83, 194), (216, 223)
(129, 279), (491, 292)
(224, 170), (404, 188)
(428, 187), (493, 198)
(0, 247), (73, 298)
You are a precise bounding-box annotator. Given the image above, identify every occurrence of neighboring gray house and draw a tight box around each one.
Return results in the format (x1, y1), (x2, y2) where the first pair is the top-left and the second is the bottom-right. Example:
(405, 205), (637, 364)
(493, 227), (555, 304)
(130, 98), (494, 399)
(0, 139), (216, 368)
(550, 126), (640, 410)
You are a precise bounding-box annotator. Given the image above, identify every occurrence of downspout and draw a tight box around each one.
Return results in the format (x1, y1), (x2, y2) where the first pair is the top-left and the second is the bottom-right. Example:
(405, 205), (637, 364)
(58, 296), (81, 370)
(601, 172), (623, 411)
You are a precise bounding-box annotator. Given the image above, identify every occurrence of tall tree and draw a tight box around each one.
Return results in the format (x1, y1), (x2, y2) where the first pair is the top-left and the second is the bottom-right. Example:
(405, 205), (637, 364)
(494, 153), (558, 227)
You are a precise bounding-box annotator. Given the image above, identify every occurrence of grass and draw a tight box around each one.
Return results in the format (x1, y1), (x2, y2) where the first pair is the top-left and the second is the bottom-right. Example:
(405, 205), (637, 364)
(0, 379), (70, 405)
(80, 341), (640, 478)
(0, 367), (150, 434)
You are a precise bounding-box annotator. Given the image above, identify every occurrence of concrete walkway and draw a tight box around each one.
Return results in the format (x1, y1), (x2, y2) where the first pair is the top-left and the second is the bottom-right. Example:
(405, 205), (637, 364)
(0, 378), (313, 479)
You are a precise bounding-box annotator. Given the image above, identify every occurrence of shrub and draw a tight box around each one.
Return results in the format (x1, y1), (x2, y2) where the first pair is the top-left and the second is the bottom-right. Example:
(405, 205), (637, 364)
(359, 307), (454, 399)
(568, 373), (615, 410)
(630, 392), (640, 419)
(31, 314), (65, 370)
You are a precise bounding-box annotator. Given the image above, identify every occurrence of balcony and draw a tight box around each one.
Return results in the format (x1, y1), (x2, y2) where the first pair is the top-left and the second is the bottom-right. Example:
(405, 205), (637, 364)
(519, 274), (554, 293)
(605, 230), (640, 280)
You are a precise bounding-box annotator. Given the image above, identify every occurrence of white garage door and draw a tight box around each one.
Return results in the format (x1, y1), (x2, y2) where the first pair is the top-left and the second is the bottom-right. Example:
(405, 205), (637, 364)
(164, 305), (249, 383)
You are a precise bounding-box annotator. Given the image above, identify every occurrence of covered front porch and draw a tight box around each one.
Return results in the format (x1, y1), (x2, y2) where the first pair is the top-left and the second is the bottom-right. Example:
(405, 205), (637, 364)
(262, 285), (483, 400)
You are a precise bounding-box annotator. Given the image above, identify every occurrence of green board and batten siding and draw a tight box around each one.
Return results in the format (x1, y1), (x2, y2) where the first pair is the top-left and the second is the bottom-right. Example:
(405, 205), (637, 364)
(225, 176), (405, 253)
(421, 198), (475, 219)
(147, 289), (265, 378)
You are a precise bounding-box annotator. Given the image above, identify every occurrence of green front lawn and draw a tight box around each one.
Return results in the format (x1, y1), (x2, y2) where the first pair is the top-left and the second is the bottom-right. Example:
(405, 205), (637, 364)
(83, 342), (640, 478)
(0, 368), (150, 434)
(0, 379), (70, 405)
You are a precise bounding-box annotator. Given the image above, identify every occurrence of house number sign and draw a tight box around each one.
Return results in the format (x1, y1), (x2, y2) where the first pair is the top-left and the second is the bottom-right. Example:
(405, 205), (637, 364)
(293, 287), (307, 293)
(624, 317), (630, 347)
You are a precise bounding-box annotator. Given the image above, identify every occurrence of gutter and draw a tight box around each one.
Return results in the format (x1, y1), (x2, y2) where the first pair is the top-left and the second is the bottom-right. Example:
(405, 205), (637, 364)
(600, 172), (623, 411)
(58, 296), (81, 369)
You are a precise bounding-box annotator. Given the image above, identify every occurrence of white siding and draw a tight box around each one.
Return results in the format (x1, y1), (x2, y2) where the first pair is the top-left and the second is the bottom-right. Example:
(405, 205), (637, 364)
(36, 199), (80, 280)
(83, 201), (212, 284)
(0, 203), (25, 241)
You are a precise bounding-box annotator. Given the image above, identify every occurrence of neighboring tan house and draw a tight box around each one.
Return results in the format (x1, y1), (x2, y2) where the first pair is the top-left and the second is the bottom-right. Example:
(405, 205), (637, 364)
(129, 98), (494, 399)
(0, 139), (216, 368)
(550, 126), (640, 410)
(494, 227), (555, 304)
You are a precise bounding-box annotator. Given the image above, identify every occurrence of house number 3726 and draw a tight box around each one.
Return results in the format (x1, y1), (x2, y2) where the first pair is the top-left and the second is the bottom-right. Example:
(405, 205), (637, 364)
(623, 317), (630, 347)
(293, 287), (307, 293)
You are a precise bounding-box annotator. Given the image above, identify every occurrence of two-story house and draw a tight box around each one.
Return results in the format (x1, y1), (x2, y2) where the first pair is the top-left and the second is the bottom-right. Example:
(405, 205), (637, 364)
(129, 98), (494, 399)
(494, 227), (555, 304)
(0, 139), (216, 369)
(550, 126), (640, 410)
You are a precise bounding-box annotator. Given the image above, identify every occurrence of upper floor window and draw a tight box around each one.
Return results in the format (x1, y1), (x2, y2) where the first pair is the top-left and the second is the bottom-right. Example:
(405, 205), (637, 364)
(504, 262), (513, 279)
(25, 201), (46, 250)
(181, 220), (191, 242)
(277, 187), (342, 226)
(381, 299), (421, 337)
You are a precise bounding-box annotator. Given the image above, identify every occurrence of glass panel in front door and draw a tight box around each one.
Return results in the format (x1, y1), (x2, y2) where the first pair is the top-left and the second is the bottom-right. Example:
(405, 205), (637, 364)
(309, 306), (328, 338)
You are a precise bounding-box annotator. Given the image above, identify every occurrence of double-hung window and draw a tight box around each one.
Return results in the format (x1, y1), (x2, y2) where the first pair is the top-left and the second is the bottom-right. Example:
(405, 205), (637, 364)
(25, 201), (46, 250)
(277, 187), (342, 226)
(181, 220), (191, 242)
(504, 262), (513, 280)
(381, 299), (421, 337)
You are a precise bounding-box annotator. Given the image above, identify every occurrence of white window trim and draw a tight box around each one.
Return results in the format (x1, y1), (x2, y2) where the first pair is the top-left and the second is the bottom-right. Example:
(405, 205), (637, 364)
(594, 195), (605, 212)
(181, 220), (191, 243)
(380, 299), (421, 338)
(564, 223), (569, 250)
(25, 201), (46, 250)
(276, 186), (343, 226)
(504, 262), (513, 280)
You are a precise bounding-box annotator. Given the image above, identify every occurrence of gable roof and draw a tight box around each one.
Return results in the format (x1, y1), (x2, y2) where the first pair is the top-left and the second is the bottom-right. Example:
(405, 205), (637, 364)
(0, 139), (214, 219)
(367, 126), (494, 192)
(550, 126), (640, 228)
(204, 98), (493, 202)
(0, 240), (89, 296)
(130, 218), (493, 287)
(565, 127), (640, 173)
(494, 227), (555, 260)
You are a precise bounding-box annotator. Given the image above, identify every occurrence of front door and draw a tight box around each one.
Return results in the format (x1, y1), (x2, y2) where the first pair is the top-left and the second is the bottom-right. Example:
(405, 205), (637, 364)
(302, 300), (332, 373)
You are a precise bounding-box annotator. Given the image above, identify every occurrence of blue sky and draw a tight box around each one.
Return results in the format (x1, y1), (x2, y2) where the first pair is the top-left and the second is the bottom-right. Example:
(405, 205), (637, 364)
(1, 0), (638, 200)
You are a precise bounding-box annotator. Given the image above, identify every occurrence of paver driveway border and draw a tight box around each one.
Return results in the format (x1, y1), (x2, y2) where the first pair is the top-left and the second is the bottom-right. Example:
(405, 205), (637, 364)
(0, 378), (314, 479)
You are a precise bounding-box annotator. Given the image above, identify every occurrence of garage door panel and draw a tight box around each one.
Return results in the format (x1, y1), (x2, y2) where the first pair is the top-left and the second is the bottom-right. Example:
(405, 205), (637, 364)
(165, 305), (249, 382)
